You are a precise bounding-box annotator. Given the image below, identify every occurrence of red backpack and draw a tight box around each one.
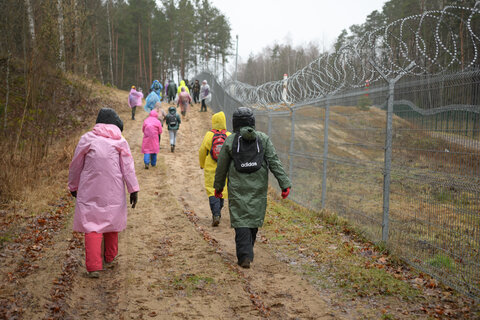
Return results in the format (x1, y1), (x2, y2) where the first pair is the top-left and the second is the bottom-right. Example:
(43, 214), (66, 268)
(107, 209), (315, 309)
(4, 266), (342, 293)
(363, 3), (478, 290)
(210, 129), (227, 161)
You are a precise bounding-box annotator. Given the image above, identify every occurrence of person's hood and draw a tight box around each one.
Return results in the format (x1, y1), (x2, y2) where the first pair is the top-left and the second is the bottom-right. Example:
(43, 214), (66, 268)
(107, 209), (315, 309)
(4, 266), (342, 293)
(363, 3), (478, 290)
(92, 123), (122, 140)
(152, 80), (162, 89)
(168, 106), (176, 114)
(179, 80), (185, 87)
(239, 126), (257, 141)
(149, 110), (158, 118)
(169, 79), (174, 84)
(211, 111), (226, 130)
(129, 88), (137, 94)
(95, 107), (123, 132)
(232, 107), (254, 133)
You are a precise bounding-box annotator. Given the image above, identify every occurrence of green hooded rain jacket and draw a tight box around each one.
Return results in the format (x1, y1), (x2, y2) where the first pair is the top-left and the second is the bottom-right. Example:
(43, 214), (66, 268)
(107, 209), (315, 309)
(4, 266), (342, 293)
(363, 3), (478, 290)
(214, 127), (291, 228)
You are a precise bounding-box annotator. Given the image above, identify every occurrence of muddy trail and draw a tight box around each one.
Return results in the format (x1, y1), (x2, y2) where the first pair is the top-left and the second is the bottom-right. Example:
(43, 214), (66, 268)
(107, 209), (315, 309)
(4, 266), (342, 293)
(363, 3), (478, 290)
(0, 89), (344, 319)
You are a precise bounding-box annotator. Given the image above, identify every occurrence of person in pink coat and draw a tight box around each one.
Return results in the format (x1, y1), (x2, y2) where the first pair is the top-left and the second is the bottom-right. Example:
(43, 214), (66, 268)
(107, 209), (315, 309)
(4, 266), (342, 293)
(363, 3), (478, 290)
(142, 109), (163, 169)
(177, 86), (192, 119)
(68, 108), (139, 278)
(128, 86), (144, 120)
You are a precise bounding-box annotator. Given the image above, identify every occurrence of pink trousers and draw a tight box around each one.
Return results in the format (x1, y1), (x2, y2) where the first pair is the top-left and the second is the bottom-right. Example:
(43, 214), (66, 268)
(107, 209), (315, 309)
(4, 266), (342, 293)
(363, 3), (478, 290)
(84, 232), (118, 272)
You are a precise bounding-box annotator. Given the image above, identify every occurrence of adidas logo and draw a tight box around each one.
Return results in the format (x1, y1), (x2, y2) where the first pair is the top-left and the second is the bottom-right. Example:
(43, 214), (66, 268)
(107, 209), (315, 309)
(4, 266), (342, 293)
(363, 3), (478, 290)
(241, 162), (257, 168)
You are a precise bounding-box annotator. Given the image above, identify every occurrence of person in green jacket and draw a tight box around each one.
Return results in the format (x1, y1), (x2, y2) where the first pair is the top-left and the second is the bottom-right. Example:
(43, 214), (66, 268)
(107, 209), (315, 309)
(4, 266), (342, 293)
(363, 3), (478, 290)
(213, 107), (291, 268)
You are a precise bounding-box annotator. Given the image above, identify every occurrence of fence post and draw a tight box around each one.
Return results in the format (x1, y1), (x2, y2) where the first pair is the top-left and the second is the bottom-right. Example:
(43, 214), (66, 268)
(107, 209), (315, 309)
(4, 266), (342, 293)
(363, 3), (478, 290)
(288, 108), (295, 184)
(321, 98), (330, 209)
(223, 81), (226, 111)
(381, 79), (396, 242)
(369, 60), (415, 243)
(267, 110), (272, 137)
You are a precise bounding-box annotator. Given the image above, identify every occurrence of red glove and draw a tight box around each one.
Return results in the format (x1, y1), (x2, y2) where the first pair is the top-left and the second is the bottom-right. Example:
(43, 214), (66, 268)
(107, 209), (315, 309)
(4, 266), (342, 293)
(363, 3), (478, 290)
(281, 187), (290, 199)
(214, 189), (223, 199)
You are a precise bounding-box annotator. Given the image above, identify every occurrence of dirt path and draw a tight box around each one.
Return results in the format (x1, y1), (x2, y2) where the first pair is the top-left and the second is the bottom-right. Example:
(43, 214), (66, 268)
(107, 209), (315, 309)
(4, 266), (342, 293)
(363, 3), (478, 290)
(18, 94), (340, 319)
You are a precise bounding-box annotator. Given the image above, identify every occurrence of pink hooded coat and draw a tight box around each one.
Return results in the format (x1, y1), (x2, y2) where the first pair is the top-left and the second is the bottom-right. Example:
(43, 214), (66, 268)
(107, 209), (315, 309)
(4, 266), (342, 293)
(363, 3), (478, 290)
(68, 123), (139, 233)
(128, 88), (144, 108)
(142, 110), (163, 154)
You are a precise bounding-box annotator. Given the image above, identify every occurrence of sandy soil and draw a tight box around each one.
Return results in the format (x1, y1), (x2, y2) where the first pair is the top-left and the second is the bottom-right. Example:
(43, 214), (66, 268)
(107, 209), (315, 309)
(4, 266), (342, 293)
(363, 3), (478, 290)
(3, 92), (344, 319)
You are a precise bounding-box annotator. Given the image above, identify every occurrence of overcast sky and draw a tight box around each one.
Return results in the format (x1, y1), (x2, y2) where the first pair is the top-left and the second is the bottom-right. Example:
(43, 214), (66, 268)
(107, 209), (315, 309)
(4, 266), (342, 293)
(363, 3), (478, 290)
(208, 0), (387, 61)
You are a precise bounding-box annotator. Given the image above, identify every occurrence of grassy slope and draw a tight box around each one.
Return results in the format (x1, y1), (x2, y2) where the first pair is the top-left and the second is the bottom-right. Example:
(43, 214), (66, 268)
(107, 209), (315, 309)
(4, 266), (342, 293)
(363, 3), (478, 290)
(262, 189), (479, 319)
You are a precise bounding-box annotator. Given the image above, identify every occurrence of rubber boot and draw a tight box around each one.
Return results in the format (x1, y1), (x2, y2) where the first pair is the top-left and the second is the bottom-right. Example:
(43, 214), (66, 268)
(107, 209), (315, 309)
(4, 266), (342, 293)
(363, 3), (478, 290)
(212, 215), (220, 227)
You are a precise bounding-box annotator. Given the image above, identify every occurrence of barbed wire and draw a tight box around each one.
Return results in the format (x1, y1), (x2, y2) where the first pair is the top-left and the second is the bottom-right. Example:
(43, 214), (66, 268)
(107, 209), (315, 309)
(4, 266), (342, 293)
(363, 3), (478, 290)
(215, 5), (480, 109)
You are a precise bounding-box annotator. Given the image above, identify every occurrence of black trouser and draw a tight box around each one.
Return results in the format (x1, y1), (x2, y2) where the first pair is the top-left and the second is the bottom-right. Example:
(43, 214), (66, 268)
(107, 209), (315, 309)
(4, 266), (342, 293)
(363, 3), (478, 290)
(131, 106), (137, 120)
(193, 92), (199, 103)
(201, 99), (207, 111)
(208, 196), (224, 217)
(234, 227), (258, 264)
(168, 94), (175, 103)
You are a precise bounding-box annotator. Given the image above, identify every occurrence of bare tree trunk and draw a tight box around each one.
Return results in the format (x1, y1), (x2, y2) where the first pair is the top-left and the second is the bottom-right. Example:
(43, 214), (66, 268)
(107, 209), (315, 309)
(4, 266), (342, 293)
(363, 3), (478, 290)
(148, 26), (152, 85)
(73, 0), (79, 72)
(97, 45), (104, 84)
(121, 47), (124, 88)
(4, 51), (10, 132)
(138, 22), (142, 85)
(142, 33), (148, 87)
(115, 33), (119, 85)
(106, 0), (114, 85)
(25, 0), (36, 45)
(57, 0), (66, 71)
(180, 29), (185, 79)
(15, 70), (32, 155)
(204, 22), (209, 64)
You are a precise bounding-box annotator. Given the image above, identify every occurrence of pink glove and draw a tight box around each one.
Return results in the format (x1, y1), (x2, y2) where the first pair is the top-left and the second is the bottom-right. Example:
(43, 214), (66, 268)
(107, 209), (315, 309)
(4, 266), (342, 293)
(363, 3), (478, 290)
(281, 187), (290, 199)
(215, 189), (223, 199)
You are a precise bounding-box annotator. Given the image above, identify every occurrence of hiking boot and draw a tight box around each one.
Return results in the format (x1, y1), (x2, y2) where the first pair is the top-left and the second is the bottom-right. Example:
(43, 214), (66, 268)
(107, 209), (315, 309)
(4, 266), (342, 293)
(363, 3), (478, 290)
(145, 164), (149, 169)
(171, 145), (175, 153)
(238, 258), (251, 269)
(212, 215), (220, 227)
(86, 271), (100, 278)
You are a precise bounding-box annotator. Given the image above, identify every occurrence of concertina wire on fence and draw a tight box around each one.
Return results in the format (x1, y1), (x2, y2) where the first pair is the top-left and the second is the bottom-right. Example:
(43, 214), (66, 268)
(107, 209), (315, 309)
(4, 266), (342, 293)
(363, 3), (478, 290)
(195, 4), (480, 300)
(220, 4), (480, 107)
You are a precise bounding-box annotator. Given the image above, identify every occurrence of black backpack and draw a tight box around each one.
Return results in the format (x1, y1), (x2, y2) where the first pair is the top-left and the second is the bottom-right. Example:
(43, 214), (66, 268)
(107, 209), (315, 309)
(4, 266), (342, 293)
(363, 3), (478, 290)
(231, 134), (264, 173)
(166, 114), (178, 127)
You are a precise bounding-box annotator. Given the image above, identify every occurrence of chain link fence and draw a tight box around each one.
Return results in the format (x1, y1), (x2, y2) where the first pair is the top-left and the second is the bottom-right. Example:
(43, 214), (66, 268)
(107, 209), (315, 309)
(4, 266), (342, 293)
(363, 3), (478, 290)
(194, 4), (480, 300)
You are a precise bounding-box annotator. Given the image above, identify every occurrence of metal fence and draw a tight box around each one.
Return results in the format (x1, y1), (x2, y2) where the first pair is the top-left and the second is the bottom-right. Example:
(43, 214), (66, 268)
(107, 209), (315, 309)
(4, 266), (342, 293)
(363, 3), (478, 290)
(194, 5), (480, 300)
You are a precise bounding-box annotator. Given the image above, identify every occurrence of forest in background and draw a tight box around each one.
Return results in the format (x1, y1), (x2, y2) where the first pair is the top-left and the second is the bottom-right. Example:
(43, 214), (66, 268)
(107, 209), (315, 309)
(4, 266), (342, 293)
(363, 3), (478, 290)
(1, 0), (231, 91)
(236, 0), (479, 85)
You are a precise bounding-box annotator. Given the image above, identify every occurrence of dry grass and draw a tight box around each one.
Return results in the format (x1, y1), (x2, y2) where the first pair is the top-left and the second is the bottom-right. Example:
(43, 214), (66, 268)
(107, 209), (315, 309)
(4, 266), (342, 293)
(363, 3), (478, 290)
(0, 73), (128, 217)
(273, 103), (480, 297)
